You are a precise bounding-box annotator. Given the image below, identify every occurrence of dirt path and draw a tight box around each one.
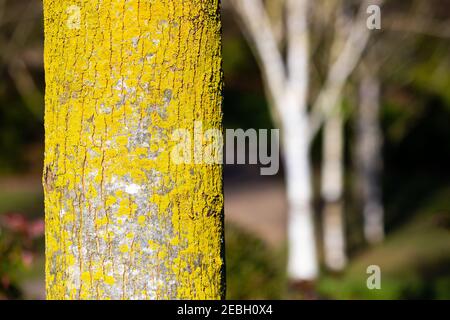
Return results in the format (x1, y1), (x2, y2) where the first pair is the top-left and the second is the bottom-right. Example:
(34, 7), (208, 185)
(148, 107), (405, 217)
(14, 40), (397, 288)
(224, 179), (287, 248)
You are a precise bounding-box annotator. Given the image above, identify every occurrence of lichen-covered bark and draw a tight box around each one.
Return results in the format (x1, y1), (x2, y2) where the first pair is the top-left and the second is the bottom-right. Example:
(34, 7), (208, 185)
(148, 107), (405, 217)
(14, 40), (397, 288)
(43, 0), (224, 300)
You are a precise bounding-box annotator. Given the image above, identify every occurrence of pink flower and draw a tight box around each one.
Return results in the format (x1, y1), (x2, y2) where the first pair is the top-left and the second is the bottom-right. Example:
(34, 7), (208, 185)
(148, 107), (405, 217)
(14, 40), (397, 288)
(29, 219), (45, 238)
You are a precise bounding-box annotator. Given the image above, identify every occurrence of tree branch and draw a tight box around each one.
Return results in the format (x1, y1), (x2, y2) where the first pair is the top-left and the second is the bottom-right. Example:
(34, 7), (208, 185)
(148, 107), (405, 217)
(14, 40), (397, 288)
(285, 0), (309, 113)
(228, 0), (287, 113)
(309, 0), (384, 140)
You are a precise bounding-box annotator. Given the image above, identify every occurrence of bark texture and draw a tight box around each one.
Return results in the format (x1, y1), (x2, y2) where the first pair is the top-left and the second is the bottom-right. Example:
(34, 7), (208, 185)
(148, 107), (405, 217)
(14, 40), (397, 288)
(43, 0), (224, 300)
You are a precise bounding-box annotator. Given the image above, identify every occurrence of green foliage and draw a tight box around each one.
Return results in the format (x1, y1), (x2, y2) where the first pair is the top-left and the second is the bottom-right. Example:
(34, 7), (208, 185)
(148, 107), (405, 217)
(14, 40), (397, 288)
(0, 213), (44, 299)
(225, 224), (285, 299)
(0, 186), (44, 299)
(0, 230), (26, 299)
(222, 36), (254, 77)
(318, 189), (450, 300)
(223, 91), (274, 130)
(0, 96), (43, 173)
(0, 190), (43, 217)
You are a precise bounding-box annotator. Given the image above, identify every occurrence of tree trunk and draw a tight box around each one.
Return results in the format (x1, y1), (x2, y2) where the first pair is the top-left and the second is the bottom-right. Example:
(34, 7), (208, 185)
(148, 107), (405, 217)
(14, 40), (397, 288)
(43, 0), (225, 300)
(321, 114), (347, 271)
(282, 96), (318, 282)
(284, 0), (319, 283)
(357, 71), (384, 244)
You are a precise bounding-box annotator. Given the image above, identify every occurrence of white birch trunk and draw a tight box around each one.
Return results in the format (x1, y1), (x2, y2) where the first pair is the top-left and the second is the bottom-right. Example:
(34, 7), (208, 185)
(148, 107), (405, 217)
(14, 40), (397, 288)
(228, 0), (384, 282)
(282, 92), (318, 281)
(321, 114), (347, 271)
(283, 120), (318, 281)
(357, 72), (384, 244)
(284, 0), (319, 282)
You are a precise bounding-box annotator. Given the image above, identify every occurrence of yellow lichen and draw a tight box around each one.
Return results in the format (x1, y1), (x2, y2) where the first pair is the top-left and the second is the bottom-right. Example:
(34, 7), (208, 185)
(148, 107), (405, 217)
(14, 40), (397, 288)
(119, 245), (129, 254)
(44, 0), (224, 300)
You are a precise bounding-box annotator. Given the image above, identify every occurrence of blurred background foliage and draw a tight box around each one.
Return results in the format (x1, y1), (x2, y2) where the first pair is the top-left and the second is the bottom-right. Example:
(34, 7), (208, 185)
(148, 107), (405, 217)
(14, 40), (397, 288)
(0, 0), (449, 299)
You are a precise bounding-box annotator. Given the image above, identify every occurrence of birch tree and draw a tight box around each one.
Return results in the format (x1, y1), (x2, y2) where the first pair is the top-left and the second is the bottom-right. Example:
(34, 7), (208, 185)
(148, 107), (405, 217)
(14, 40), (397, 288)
(354, 0), (450, 244)
(230, 0), (317, 281)
(356, 63), (384, 244)
(43, 0), (225, 300)
(228, 0), (382, 279)
(315, 1), (381, 270)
